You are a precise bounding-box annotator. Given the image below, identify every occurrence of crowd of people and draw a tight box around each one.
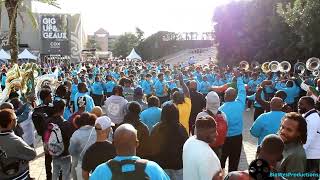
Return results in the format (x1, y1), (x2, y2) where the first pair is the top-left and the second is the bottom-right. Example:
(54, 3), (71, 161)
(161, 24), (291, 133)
(0, 59), (320, 180)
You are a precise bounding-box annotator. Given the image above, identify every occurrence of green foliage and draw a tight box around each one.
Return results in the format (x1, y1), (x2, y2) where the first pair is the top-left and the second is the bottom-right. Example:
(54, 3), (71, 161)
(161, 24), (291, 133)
(213, 0), (303, 65)
(135, 27), (144, 43)
(111, 32), (139, 58)
(86, 38), (101, 51)
(278, 0), (320, 57)
(111, 27), (145, 58)
(137, 31), (178, 60)
(2, 0), (59, 63)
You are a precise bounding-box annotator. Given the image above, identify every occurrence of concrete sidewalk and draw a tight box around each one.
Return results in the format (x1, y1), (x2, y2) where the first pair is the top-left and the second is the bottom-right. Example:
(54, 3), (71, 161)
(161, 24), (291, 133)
(29, 109), (258, 179)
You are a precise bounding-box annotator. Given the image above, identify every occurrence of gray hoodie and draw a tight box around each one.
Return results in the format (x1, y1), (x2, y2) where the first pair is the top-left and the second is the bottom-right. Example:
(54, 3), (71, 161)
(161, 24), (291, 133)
(0, 131), (36, 180)
(103, 95), (128, 124)
(196, 91), (227, 120)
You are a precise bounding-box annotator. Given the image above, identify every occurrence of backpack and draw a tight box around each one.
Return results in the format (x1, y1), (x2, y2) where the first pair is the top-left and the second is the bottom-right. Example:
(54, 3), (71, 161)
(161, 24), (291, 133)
(43, 123), (64, 156)
(206, 110), (228, 147)
(0, 147), (20, 176)
(32, 105), (52, 136)
(107, 159), (150, 180)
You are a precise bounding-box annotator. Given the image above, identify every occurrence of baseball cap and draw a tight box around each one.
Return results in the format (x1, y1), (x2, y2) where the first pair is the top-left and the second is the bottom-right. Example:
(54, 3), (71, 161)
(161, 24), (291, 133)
(95, 116), (114, 130)
(134, 87), (143, 96)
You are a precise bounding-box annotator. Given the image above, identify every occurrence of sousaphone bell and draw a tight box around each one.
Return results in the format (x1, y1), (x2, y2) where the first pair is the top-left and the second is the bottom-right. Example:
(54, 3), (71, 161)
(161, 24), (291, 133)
(306, 57), (320, 71)
(294, 62), (306, 76)
(279, 61), (291, 73)
(239, 61), (249, 71)
(269, 61), (280, 72)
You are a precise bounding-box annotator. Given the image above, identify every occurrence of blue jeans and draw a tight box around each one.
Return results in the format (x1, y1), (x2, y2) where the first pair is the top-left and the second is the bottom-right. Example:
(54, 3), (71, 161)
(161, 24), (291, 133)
(52, 155), (71, 180)
(164, 169), (183, 180)
(71, 156), (79, 180)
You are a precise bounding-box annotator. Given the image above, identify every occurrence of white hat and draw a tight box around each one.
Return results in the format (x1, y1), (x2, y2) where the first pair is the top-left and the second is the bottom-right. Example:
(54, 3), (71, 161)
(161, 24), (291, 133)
(206, 91), (220, 104)
(205, 91), (220, 114)
(95, 116), (114, 130)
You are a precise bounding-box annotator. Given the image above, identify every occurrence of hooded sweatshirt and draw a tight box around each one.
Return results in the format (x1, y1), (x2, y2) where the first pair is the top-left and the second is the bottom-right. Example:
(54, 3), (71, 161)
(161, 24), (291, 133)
(196, 91), (223, 118)
(102, 95), (128, 124)
(0, 131), (36, 180)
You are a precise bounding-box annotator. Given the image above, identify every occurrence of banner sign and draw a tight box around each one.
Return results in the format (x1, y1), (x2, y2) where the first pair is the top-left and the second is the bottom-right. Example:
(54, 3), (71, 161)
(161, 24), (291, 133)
(40, 14), (70, 55)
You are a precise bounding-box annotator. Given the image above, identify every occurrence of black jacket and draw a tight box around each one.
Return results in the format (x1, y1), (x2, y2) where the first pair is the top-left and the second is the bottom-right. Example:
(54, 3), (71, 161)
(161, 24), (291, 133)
(150, 121), (188, 170)
(189, 90), (206, 131)
(122, 114), (150, 158)
(32, 104), (54, 136)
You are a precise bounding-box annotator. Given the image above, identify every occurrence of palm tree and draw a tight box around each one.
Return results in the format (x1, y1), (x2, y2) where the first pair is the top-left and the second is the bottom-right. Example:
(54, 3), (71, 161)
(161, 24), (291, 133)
(0, 0), (58, 64)
(0, 2), (2, 31)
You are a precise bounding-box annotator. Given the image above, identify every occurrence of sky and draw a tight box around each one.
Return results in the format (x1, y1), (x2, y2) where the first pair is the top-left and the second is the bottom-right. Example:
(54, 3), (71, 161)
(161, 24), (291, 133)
(32, 0), (233, 36)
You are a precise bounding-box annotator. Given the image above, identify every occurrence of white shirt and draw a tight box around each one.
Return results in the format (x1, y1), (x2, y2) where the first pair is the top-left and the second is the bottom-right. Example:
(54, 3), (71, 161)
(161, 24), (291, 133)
(303, 109), (320, 159)
(20, 112), (35, 146)
(183, 136), (221, 180)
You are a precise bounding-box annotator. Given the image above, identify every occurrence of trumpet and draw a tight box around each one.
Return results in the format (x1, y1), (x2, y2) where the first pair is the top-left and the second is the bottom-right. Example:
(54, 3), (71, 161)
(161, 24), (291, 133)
(239, 61), (249, 71)
(279, 61), (291, 73)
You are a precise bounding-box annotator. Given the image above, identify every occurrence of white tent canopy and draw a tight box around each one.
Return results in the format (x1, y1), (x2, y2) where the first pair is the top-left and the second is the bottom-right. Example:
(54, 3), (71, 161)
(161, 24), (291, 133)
(0, 59), (8, 64)
(126, 48), (141, 60)
(18, 49), (38, 60)
(0, 49), (11, 60)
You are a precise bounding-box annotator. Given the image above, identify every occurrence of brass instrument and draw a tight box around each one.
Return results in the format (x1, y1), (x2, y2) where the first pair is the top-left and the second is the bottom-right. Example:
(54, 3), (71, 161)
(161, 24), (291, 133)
(294, 62), (306, 76)
(261, 62), (270, 73)
(279, 61), (291, 73)
(269, 61), (280, 72)
(312, 70), (320, 77)
(306, 57), (320, 71)
(239, 61), (249, 71)
(251, 61), (260, 69)
(163, 83), (169, 96)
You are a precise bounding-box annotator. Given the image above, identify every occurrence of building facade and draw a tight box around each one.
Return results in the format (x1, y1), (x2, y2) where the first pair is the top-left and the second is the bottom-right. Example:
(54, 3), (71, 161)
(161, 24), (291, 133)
(0, 0), (86, 63)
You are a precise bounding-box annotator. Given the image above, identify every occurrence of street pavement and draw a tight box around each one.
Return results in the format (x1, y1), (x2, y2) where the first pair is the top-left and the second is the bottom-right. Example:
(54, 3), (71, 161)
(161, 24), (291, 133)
(29, 108), (258, 179)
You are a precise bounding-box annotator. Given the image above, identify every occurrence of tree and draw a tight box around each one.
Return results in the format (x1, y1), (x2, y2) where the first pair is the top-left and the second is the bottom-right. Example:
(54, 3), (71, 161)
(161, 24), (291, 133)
(213, 0), (297, 65)
(86, 38), (101, 51)
(135, 27), (144, 43)
(0, 2), (2, 31)
(1, 0), (58, 63)
(278, 0), (320, 58)
(111, 33), (139, 58)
